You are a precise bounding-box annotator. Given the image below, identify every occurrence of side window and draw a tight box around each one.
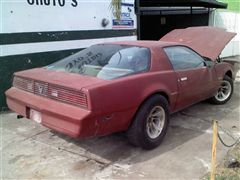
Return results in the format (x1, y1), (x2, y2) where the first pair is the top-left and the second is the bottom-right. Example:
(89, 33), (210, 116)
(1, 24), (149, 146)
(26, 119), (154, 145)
(164, 46), (205, 70)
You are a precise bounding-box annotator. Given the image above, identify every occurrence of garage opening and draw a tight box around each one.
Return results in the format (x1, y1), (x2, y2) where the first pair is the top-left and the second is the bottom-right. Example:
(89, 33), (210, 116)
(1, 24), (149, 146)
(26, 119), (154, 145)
(135, 0), (227, 40)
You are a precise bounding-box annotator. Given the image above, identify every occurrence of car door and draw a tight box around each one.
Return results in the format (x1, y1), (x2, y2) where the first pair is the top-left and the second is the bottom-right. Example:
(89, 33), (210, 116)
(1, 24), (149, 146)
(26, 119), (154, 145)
(164, 46), (217, 111)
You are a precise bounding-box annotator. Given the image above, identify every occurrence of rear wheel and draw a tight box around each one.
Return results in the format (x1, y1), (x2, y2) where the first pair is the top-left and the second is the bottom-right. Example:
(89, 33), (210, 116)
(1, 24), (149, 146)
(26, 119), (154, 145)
(209, 75), (233, 105)
(126, 95), (169, 150)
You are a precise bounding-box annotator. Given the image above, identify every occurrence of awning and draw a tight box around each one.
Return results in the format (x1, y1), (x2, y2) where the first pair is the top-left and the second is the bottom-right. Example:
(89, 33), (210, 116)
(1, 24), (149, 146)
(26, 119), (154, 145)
(139, 0), (227, 9)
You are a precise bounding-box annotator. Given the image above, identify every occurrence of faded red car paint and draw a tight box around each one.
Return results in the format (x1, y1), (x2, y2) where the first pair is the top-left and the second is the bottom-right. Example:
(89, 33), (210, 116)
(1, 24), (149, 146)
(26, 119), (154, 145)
(160, 26), (236, 60)
(5, 27), (236, 140)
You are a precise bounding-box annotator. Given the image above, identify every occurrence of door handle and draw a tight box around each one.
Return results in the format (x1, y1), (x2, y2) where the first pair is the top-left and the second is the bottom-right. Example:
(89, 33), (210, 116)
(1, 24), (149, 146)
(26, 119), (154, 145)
(180, 77), (188, 81)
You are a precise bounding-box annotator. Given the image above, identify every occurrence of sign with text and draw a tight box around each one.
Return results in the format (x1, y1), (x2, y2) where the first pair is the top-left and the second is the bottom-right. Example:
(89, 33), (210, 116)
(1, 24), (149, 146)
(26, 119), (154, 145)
(1, 0), (136, 33)
(112, 3), (135, 29)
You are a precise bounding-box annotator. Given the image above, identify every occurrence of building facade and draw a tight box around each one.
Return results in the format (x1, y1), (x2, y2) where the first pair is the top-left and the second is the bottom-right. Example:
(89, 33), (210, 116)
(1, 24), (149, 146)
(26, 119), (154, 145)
(210, 0), (240, 57)
(0, 0), (239, 109)
(0, 0), (137, 109)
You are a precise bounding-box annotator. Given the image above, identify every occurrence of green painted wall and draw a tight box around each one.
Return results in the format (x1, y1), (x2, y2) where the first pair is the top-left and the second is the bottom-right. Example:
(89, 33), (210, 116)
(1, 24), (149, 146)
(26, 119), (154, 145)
(0, 30), (136, 45)
(0, 49), (82, 110)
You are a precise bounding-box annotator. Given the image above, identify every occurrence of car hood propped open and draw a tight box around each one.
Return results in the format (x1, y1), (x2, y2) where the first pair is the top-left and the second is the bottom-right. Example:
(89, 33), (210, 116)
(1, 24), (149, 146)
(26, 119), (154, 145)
(160, 26), (236, 61)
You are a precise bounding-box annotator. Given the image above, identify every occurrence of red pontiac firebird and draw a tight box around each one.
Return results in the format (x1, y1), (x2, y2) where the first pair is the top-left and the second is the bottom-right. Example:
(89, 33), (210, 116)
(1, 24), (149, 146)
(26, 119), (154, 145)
(6, 27), (236, 149)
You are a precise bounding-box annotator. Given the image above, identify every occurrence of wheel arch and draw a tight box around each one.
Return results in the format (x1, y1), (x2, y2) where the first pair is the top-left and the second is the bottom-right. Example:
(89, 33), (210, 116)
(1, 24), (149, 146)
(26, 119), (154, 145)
(127, 91), (170, 129)
(147, 91), (169, 104)
(215, 62), (234, 80)
(225, 70), (233, 79)
(139, 91), (170, 110)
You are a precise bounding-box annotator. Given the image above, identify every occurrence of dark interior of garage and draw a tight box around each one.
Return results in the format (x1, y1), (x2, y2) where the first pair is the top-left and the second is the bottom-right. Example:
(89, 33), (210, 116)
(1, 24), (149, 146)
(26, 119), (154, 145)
(140, 13), (209, 40)
(135, 0), (227, 40)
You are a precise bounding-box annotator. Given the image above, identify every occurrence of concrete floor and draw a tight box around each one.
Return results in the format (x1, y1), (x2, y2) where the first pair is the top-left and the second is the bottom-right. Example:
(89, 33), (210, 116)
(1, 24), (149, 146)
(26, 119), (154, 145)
(1, 65), (240, 179)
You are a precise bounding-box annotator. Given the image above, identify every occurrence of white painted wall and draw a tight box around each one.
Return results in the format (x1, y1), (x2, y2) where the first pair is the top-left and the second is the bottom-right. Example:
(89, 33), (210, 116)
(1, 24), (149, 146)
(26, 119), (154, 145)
(1, 0), (136, 33)
(0, 0), (137, 57)
(209, 10), (240, 57)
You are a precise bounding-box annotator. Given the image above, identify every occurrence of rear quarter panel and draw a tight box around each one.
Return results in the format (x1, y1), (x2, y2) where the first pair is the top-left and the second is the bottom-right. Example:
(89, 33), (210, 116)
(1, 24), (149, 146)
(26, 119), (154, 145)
(85, 47), (178, 136)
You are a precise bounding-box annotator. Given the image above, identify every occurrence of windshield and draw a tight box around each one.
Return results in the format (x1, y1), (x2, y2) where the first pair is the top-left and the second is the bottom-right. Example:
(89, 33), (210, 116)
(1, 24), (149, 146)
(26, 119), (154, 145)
(47, 44), (151, 80)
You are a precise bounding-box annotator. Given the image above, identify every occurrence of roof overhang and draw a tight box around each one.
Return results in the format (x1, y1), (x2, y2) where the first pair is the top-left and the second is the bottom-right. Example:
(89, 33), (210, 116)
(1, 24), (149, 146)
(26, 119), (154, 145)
(139, 0), (228, 9)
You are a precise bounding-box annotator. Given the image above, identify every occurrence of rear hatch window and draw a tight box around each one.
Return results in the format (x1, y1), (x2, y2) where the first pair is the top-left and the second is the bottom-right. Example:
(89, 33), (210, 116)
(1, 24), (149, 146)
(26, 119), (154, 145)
(47, 44), (150, 80)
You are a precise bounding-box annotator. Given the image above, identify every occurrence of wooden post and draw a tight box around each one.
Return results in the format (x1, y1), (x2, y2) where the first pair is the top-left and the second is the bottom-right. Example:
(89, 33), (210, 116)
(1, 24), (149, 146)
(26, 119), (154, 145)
(211, 120), (218, 180)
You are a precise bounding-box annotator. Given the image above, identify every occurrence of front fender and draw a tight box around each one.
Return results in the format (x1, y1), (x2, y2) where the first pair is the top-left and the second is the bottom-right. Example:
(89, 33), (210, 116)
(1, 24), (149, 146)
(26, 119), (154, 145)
(215, 62), (234, 80)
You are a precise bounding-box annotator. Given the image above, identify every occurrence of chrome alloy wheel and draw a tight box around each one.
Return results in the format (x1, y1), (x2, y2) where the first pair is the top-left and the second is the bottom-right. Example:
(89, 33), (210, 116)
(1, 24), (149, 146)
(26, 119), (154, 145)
(215, 80), (232, 102)
(146, 106), (165, 139)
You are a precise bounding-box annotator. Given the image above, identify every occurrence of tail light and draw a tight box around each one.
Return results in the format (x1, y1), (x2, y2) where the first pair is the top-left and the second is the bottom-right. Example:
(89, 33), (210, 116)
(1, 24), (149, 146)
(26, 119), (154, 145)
(13, 76), (34, 93)
(13, 76), (88, 108)
(48, 84), (88, 108)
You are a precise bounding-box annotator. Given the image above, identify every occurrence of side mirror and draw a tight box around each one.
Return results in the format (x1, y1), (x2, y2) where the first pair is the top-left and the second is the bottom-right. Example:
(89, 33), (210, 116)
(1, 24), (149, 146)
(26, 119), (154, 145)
(203, 57), (214, 68)
(204, 61), (214, 68)
(216, 56), (222, 63)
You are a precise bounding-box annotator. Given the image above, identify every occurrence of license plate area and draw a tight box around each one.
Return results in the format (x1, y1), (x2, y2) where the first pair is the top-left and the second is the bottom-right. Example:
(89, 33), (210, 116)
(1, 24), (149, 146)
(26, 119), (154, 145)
(29, 109), (42, 123)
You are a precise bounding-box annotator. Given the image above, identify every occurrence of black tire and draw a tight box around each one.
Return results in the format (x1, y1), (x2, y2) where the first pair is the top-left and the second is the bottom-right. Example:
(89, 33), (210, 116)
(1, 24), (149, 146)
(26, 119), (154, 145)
(126, 95), (169, 150)
(209, 75), (233, 105)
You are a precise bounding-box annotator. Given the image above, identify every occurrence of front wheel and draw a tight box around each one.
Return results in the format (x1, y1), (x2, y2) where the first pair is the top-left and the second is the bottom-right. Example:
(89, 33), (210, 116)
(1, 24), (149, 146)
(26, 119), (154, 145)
(126, 95), (169, 150)
(209, 75), (233, 105)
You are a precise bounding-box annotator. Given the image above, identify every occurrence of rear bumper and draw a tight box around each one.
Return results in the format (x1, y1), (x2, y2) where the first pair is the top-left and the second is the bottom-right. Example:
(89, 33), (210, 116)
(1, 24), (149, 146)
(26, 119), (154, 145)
(5, 87), (97, 138)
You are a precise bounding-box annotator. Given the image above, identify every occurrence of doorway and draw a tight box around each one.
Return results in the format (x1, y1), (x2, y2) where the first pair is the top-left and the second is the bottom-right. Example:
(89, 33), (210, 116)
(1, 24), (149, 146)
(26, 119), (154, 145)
(139, 13), (209, 40)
